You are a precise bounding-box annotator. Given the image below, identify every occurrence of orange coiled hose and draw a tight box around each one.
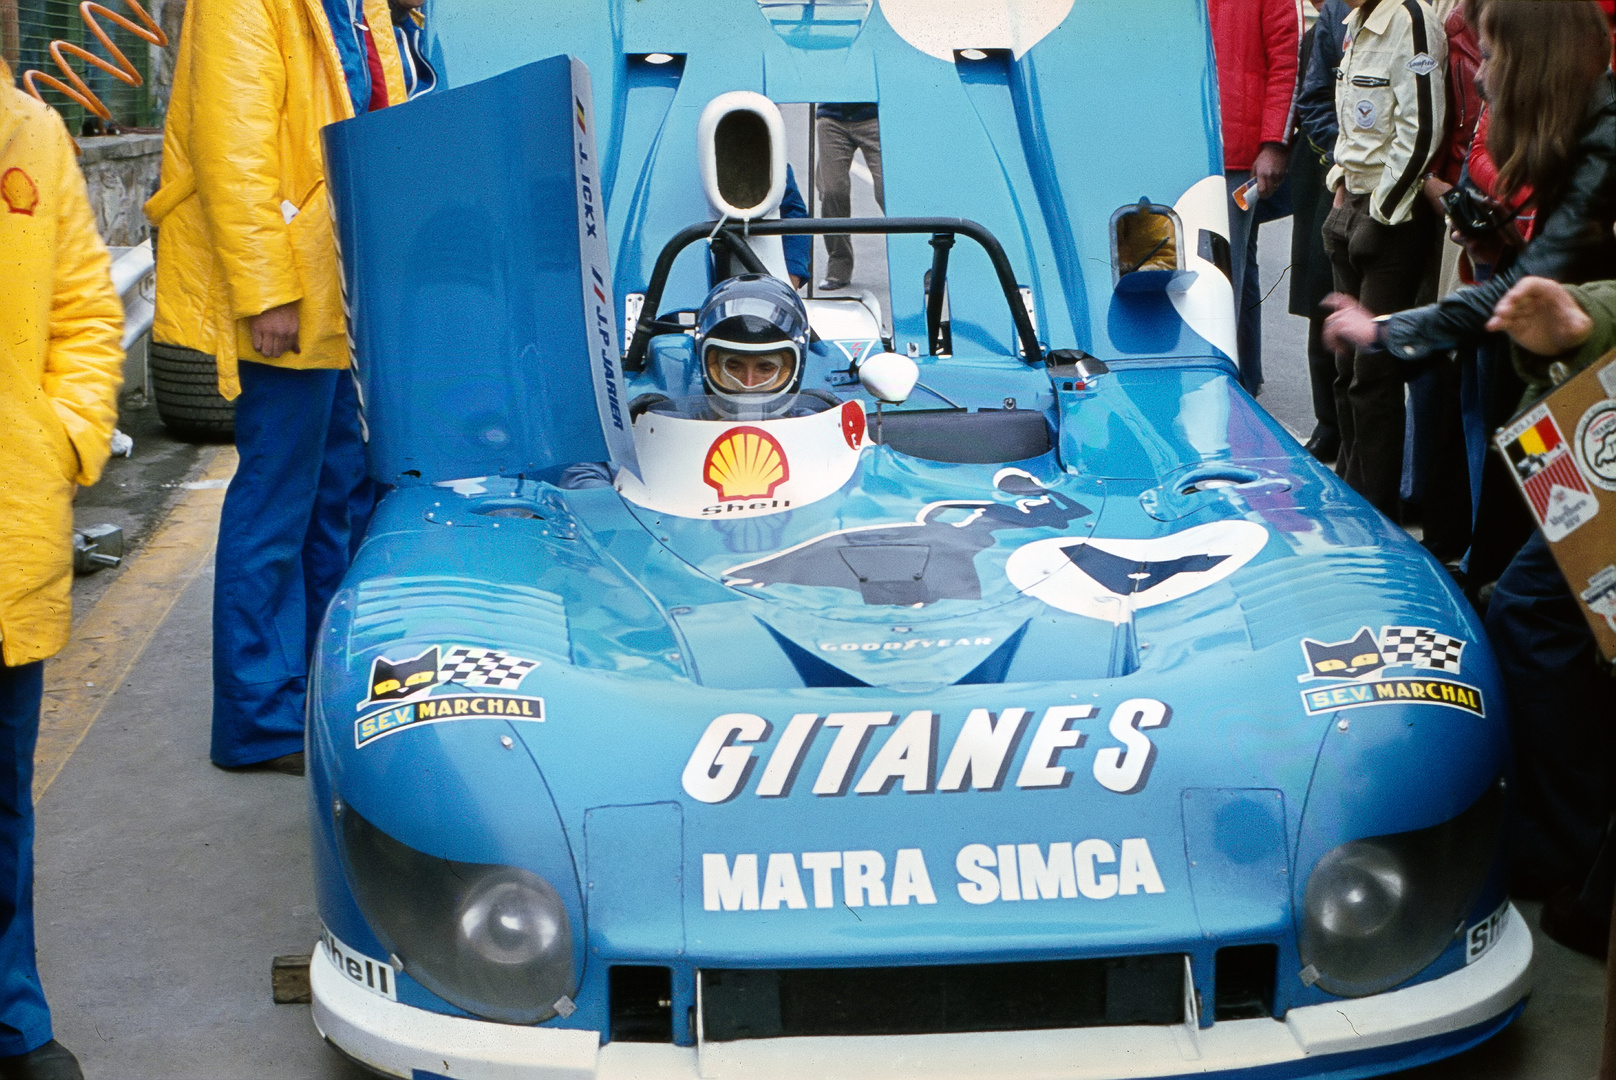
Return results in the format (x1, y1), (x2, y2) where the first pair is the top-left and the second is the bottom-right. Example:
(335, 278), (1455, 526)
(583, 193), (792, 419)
(22, 0), (168, 127)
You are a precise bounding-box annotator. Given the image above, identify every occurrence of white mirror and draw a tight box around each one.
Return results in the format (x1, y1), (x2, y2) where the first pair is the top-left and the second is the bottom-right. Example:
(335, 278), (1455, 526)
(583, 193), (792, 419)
(858, 351), (919, 405)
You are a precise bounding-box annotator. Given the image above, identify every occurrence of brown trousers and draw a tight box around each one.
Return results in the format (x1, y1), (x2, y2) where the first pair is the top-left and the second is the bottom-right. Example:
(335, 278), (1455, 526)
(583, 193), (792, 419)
(1321, 192), (1439, 518)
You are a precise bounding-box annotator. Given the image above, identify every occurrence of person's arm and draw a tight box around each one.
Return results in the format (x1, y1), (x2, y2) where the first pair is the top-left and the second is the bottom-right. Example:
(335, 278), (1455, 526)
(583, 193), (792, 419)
(1251, 0), (1301, 197)
(1258, 0), (1301, 150)
(1370, 8), (1444, 225)
(187, 0), (301, 327)
(1296, 12), (1342, 160)
(40, 116), (123, 486)
(780, 163), (810, 288)
(1381, 91), (1616, 358)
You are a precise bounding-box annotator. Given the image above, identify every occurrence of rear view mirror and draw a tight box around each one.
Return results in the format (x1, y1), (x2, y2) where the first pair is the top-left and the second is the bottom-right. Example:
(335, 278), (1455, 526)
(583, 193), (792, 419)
(859, 351), (919, 404)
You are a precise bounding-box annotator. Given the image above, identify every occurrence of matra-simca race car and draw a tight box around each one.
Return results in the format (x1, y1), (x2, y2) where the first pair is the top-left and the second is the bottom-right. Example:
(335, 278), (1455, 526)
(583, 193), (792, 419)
(303, 1), (1530, 1078)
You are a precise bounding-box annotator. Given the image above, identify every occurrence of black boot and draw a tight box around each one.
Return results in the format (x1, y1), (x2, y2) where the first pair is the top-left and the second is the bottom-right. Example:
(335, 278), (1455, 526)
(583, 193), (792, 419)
(0, 1040), (84, 1080)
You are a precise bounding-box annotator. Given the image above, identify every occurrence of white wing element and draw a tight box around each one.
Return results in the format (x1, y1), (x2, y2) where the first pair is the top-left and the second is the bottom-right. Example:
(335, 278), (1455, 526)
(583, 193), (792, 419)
(878, 0), (1075, 61)
(1169, 174), (1240, 363)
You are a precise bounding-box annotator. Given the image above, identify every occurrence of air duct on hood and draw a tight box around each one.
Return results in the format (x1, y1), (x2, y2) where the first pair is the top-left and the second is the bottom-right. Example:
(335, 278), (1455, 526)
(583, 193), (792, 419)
(697, 91), (790, 279)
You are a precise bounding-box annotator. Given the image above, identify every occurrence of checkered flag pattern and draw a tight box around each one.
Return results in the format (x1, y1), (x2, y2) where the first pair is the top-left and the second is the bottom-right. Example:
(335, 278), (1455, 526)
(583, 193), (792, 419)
(438, 647), (538, 689)
(1378, 626), (1465, 672)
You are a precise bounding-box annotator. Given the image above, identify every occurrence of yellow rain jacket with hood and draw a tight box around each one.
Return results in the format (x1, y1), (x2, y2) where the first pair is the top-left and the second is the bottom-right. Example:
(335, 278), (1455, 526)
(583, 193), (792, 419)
(144, 0), (406, 399)
(0, 58), (125, 666)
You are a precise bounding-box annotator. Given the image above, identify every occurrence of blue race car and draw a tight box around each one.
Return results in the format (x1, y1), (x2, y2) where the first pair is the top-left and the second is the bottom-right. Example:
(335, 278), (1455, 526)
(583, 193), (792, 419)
(304, 2), (1529, 1077)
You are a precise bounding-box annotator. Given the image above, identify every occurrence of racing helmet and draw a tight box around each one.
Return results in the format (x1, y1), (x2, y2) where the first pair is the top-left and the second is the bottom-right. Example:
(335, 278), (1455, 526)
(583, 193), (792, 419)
(695, 274), (809, 419)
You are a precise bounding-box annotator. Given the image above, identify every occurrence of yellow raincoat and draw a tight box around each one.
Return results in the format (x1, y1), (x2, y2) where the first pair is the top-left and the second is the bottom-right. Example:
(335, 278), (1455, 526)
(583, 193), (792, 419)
(145, 0), (406, 399)
(0, 59), (125, 666)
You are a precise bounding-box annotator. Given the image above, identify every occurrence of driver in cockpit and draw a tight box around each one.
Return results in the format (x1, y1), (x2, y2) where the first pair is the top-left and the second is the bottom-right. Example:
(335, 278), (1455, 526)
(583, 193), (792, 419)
(635, 272), (836, 423)
(561, 273), (834, 488)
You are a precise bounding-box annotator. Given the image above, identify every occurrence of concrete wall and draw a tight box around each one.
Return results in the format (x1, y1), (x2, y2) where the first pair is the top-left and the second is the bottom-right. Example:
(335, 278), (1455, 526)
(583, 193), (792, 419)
(76, 133), (163, 247)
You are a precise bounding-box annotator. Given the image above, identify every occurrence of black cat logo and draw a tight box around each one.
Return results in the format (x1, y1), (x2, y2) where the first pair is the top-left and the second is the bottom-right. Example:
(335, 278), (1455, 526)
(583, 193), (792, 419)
(1300, 629), (1385, 681)
(365, 646), (441, 704)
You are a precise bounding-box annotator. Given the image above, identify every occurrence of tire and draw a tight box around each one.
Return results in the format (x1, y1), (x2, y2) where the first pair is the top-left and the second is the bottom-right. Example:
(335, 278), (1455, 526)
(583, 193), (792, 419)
(149, 341), (235, 441)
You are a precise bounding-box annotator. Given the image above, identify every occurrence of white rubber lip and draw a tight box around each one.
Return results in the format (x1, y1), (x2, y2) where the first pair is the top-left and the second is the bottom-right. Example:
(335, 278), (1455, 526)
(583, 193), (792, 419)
(312, 904), (1531, 1080)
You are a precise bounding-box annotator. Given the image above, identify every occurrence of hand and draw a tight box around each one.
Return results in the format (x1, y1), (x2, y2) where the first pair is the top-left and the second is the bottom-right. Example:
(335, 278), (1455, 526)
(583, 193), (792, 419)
(790, 274), (806, 290)
(1452, 227), (1504, 270)
(1486, 276), (1595, 356)
(1332, 185), (1347, 210)
(1321, 293), (1383, 353)
(1422, 175), (1452, 215)
(1253, 143), (1290, 199)
(249, 302), (301, 358)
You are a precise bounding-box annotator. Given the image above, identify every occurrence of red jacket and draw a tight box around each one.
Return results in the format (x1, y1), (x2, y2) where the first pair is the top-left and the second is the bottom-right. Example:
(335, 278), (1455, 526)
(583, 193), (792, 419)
(1431, 8), (1481, 186)
(1209, 0), (1302, 170)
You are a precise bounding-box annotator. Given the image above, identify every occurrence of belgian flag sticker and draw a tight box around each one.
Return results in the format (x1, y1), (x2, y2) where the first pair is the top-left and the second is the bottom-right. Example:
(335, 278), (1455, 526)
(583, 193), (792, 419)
(1497, 405), (1599, 541)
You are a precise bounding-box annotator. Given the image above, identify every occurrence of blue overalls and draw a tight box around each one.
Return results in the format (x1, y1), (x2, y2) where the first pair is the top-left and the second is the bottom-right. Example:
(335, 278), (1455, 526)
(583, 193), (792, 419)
(210, 0), (379, 766)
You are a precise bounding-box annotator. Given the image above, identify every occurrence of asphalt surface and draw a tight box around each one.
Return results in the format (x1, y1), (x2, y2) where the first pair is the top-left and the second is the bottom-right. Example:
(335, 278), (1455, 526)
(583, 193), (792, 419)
(33, 211), (1603, 1078)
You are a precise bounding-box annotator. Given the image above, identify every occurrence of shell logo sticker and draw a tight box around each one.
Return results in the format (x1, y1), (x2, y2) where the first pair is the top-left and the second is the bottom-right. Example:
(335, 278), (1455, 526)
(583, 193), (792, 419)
(2, 168), (38, 216)
(841, 401), (866, 450)
(704, 426), (790, 501)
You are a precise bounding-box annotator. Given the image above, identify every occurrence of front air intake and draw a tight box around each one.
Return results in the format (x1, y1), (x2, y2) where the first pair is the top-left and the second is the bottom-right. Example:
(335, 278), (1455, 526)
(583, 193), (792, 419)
(701, 954), (1185, 1040)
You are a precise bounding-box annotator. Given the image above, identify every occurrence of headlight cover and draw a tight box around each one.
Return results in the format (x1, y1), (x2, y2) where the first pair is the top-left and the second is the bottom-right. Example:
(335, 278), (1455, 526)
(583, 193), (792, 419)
(337, 803), (575, 1024)
(1300, 778), (1502, 998)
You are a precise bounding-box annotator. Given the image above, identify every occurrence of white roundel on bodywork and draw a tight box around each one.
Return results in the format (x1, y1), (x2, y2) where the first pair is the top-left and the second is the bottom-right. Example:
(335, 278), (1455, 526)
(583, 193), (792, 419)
(1006, 519), (1268, 622)
(1170, 174), (1239, 362)
(615, 401), (867, 519)
(878, 0), (1075, 60)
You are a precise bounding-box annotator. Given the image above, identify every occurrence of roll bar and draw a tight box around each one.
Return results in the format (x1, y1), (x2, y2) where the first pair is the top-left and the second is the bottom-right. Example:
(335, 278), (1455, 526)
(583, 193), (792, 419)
(622, 217), (1043, 371)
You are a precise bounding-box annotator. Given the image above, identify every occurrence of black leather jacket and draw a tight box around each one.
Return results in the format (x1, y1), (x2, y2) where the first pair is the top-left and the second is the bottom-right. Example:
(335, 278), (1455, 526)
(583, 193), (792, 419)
(1382, 72), (1616, 360)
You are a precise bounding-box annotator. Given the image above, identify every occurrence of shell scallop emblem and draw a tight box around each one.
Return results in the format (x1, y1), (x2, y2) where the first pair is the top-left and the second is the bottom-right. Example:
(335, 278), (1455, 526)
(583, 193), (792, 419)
(704, 426), (790, 501)
(2, 168), (38, 216)
(841, 401), (866, 450)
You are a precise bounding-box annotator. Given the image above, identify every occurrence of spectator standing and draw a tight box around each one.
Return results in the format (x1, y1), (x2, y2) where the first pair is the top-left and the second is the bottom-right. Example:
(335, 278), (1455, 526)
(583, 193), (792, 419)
(1320, 0), (1446, 520)
(1209, 0), (1302, 396)
(1422, 0), (1537, 587)
(1325, 0), (1616, 944)
(814, 102), (882, 291)
(1292, 0), (1351, 460)
(0, 56), (124, 1080)
(145, 0), (408, 773)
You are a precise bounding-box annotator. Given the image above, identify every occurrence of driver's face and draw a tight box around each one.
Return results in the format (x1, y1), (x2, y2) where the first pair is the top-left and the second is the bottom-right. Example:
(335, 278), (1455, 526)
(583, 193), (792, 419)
(706, 345), (795, 393)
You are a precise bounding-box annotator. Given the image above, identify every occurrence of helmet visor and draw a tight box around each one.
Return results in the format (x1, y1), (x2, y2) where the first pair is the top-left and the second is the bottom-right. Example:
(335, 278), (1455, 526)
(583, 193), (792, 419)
(704, 343), (798, 395)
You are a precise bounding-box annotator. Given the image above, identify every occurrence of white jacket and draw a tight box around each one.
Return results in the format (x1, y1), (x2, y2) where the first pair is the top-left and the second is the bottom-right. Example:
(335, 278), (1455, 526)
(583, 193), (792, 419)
(1327, 0), (1447, 226)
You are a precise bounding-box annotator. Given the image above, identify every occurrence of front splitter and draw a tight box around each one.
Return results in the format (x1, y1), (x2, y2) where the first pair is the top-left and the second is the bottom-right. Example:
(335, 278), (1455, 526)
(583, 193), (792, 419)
(311, 904), (1532, 1080)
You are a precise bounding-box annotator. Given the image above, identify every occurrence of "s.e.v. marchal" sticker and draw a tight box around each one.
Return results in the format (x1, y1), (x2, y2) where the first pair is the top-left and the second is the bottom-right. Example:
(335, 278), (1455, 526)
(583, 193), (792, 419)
(1296, 625), (1484, 717)
(355, 693), (544, 748)
(354, 644), (543, 747)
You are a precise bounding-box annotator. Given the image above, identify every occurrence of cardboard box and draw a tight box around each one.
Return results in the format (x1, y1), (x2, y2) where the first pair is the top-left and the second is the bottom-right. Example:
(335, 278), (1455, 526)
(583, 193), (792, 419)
(1495, 352), (1616, 663)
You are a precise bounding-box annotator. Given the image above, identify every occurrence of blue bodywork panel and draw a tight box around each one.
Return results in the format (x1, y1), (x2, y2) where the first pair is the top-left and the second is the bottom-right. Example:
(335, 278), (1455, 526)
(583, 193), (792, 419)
(309, 3), (1522, 1076)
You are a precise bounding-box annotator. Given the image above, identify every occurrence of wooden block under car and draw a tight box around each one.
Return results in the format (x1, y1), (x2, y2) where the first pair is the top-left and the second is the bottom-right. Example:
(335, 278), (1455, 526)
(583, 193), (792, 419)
(272, 954), (313, 1004)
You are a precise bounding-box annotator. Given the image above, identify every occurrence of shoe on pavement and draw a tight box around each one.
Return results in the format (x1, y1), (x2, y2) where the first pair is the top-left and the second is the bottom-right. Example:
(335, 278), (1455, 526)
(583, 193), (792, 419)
(1304, 428), (1340, 464)
(819, 276), (851, 290)
(0, 1040), (84, 1080)
(214, 751), (305, 777)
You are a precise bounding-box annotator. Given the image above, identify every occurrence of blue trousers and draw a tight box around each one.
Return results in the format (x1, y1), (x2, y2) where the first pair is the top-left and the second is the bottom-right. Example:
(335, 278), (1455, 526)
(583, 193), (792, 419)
(0, 663), (51, 1056)
(1489, 532), (1616, 889)
(212, 363), (370, 767)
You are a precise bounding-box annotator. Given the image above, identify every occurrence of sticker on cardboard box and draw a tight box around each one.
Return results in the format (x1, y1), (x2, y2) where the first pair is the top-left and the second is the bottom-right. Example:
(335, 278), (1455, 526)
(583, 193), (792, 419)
(1498, 405), (1600, 540)
(1584, 566), (1616, 634)
(1576, 400), (1616, 492)
(1598, 361), (1616, 400)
